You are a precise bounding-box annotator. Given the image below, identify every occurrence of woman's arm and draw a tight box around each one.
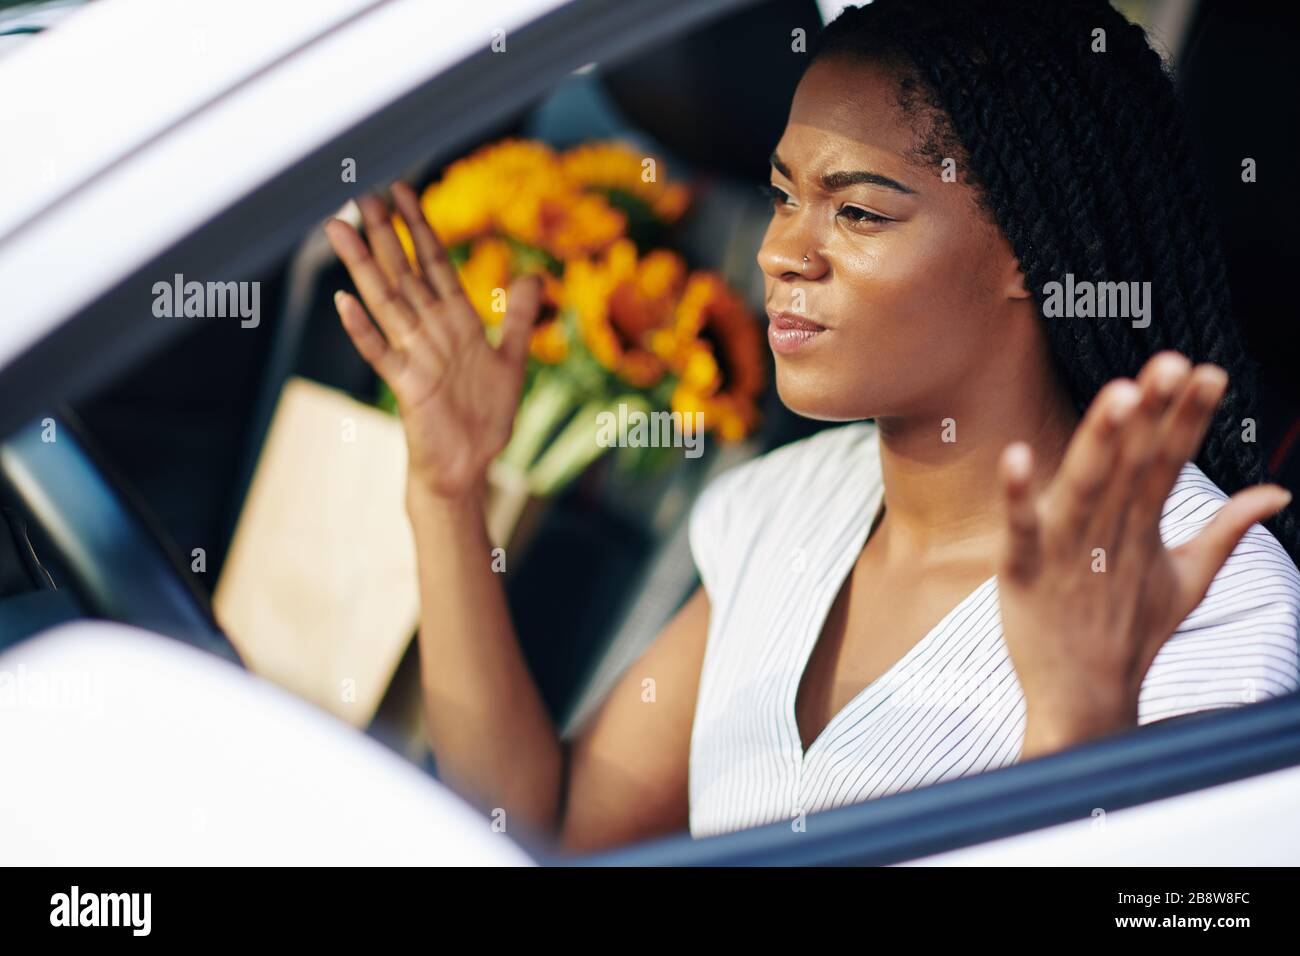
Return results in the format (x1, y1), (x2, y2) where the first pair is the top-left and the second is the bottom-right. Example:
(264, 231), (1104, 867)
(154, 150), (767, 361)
(557, 583), (710, 852)
(996, 351), (1294, 759)
(325, 184), (709, 852)
(404, 480), (564, 839)
(406, 477), (709, 851)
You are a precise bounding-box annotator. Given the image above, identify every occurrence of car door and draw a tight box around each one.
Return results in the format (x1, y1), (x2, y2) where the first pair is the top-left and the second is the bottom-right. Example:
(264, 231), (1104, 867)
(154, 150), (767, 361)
(2, 0), (1298, 867)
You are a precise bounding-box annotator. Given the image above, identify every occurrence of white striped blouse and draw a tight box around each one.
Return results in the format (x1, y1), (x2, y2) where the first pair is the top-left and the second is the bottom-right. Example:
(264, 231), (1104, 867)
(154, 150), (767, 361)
(686, 420), (1300, 839)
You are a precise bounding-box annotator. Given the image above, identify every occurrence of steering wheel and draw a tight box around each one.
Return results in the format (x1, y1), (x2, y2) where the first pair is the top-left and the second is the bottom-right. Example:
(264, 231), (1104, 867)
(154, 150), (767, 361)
(0, 405), (241, 663)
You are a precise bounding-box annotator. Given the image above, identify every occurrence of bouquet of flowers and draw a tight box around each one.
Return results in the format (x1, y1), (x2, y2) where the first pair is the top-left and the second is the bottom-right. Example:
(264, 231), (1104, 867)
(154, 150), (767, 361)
(380, 138), (767, 496)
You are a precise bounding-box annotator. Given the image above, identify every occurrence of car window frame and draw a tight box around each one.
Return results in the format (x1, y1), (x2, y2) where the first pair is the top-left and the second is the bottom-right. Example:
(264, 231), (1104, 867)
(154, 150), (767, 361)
(5, 0), (1298, 866)
(0, 0), (756, 438)
(558, 690), (1300, 865)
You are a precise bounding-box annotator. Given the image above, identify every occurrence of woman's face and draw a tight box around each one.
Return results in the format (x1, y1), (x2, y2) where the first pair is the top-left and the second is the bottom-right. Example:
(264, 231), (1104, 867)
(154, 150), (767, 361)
(757, 55), (1033, 421)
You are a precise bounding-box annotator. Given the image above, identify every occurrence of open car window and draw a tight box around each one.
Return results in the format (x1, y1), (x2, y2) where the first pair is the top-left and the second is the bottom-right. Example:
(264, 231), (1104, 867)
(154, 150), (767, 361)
(2, 0), (1298, 870)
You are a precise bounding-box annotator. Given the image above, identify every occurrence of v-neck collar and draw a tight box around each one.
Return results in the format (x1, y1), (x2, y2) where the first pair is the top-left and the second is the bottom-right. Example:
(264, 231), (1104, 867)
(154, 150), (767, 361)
(786, 425), (999, 775)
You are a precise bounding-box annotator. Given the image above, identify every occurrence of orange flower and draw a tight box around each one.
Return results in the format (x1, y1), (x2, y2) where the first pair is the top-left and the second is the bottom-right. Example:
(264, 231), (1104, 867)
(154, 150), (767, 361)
(432, 139), (559, 245)
(392, 139), (626, 262)
(528, 270), (569, 364)
(654, 273), (766, 440)
(497, 188), (625, 260)
(560, 141), (691, 223)
(458, 237), (513, 325)
(565, 239), (687, 388)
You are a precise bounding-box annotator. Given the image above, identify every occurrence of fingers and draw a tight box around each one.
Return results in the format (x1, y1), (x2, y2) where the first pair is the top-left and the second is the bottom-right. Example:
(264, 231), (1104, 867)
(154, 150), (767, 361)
(1171, 483), (1292, 610)
(324, 217), (421, 346)
(999, 441), (1042, 581)
(334, 290), (402, 383)
(397, 271), (452, 366)
(498, 273), (544, 369)
(390, 181), (479, 337)
(358, 193), (414, 288)
(1048, 377), (1142, 542)
(1128, 363), (1229, 531)
(1085, 351), (1191, 548)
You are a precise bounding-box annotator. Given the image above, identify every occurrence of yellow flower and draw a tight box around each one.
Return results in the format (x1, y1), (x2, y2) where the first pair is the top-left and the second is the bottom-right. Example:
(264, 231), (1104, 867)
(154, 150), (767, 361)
(392, 137), (695, 294)
(459, 237), (514, 325)
(382, 137), (761, 445)
(530, 318), (569, 364)
(497, 188), (625, 260)
(432, 139), (559, 244)
(656, 272), (766, 441)
(564, 239), (687, 388)
(528, 270), (569, 364)
(395, 139), (625, 261)
(561, 141), (691, 223)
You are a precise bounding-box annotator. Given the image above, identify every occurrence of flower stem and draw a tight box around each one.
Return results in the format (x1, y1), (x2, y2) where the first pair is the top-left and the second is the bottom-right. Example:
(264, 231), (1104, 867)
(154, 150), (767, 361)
(498, 369), (581, 472)
(528, 393), (648, 496)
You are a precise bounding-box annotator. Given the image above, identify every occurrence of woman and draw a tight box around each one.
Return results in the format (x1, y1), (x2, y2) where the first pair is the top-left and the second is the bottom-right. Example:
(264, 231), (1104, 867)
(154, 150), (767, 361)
(323, 0), (1300, 850)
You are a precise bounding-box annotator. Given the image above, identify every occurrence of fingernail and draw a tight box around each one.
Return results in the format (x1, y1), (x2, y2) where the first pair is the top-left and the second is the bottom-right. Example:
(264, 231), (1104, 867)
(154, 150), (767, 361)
(333, 290), (346, 307)
(1002, 442), (1030, 481)
(1196, 378), (1226, 409)
(1109, 383), (1141, 422)
(1154, 356), (1188, 396)
(1274, 487), (1293, 508)
(1201, 365), (1229, 394)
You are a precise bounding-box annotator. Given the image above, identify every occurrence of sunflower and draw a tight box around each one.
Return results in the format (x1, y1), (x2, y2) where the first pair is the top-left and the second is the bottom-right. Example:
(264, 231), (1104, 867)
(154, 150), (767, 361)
(392, 139), (628, 266)
(497, 187), (625, 261)
(652, 272), (766, 441)
(560, 141), (691, 224)
(527, 270), (568, 364)
(455, 237), (514, 325)
(564, 239), (687, 389)
(377, 136), (764, 496)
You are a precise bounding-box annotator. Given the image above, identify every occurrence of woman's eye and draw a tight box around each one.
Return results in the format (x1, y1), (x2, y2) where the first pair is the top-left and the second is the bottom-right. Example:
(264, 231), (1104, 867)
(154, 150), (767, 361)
(761, 185), (891, 225)
(838, 205), (890, 224)
(763, 183), (792, 208)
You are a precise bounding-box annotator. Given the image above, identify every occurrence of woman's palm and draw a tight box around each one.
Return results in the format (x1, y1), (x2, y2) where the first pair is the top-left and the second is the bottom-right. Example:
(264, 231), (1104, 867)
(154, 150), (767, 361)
(324, 183), (542, 496)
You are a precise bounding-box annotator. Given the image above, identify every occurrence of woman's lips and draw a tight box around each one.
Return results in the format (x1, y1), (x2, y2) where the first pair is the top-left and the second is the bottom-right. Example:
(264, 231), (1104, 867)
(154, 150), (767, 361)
(767, 310), (828, 355)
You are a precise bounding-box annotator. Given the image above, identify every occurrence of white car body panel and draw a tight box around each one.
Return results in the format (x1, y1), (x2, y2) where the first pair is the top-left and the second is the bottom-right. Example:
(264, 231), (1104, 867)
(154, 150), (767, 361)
(1, 0), (1297, 865)
(907, 762), (1300, 865)
(0, 621), (536, 865)
(0, 0), (564, 369)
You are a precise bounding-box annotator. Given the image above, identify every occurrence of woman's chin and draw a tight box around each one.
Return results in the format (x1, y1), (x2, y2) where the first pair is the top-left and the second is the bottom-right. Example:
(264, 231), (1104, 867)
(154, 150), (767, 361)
(774, 369), (876, 423)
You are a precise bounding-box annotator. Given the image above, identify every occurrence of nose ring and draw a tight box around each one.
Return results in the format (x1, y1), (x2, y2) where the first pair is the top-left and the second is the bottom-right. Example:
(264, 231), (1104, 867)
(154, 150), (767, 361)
(802, 255), (809, 267)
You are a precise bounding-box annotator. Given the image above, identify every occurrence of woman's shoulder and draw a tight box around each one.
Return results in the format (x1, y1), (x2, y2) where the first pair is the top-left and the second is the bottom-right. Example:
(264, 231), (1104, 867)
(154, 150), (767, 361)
(1158, 459), (1300, 629)
(691, 421), (878, 531)
(686, 421), (879, 595)
(701, 420), (878, 503)
(1159, 459), (1298, 574)
(1141, 459), (1300, 721)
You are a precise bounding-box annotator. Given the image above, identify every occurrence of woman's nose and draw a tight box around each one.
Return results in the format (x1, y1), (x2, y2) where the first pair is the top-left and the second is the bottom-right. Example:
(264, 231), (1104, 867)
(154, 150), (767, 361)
(757, 233), (823, 280)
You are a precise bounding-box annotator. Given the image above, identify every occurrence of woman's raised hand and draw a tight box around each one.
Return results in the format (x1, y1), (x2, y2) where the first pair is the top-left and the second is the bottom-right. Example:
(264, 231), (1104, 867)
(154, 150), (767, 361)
(995, 350), (1293, 757)
(324, 183), (542, 498)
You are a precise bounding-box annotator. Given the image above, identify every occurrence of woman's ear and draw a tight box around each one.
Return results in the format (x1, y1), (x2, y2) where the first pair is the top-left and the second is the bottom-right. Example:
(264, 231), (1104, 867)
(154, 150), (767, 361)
(1005, 258), (1032, 300)
(991, 229), (1032, 300)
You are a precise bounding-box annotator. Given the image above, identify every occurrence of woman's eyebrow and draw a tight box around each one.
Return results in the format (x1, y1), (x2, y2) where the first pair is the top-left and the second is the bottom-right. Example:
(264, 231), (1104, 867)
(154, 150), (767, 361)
(770, 150), (916, 195)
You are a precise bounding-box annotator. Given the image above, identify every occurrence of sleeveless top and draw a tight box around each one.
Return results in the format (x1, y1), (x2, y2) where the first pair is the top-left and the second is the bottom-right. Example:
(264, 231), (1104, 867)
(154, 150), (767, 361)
(686, 420), (1300, 838)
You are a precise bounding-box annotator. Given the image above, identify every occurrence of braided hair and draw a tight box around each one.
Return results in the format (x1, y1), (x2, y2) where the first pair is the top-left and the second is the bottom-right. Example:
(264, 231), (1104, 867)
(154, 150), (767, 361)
(807, 0), (1300, 568)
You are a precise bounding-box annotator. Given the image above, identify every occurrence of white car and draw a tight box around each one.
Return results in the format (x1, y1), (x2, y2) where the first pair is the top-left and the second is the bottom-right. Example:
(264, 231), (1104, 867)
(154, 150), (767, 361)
(1, 0), (1297, 866)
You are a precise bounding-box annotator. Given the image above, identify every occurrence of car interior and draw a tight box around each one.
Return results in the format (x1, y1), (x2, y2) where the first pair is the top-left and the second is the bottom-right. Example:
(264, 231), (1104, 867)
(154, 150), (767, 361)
(1, 0), (1298, 863)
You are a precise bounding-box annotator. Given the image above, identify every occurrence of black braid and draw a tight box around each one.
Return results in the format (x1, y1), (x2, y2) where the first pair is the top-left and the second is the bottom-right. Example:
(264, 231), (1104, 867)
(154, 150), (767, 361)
(808, 0), (1300, 568)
